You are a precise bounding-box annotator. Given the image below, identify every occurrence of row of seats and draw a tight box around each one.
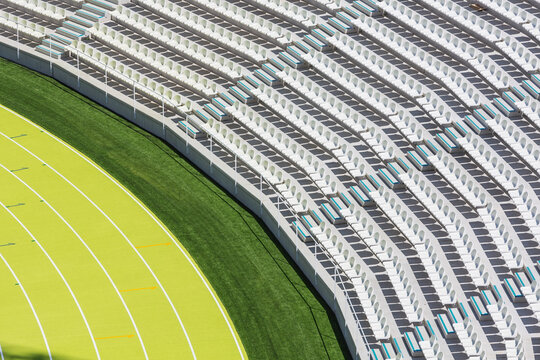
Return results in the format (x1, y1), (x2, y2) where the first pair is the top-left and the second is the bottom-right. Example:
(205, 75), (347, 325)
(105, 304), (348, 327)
(315, 221), (393, 340)
(376, 0), (514, 92)
(499, 35), (540, 73)
(371, 186), (458, 305)
(302, 47), (444, 134)
(333, 143), (372, 178)
(256, 85), (346, 152)
(388, 110), (429, 144)
(350, 13), (510, 93)
(329, 15), (484, 109)
(504, 92), (540, 128)
(227, 101), (340, 195)
(346, 202), (428, 324)
(401, 168), (493, 287)
(422, 0), (504, 43)
(279, 65), (371, 134)
(277, 65), (403, 162)
(112, 6), (246, 80)
(426, 149), (532, 271)
(184, 0), (294, 46)
(136, 0), (269, 63)
(525, 281), (540, 321)
(477, 0), (539, 40)
(479, 201), (527, 270)
(454, 316), (489, 358)
(487, 298), (522, 343)
(88, 23), (220, 97)
(518, 195), (540, 241)
(304, 50), (402, 118)
(202, 116), (312, 212)
(481, 113), (540, 173)
(430, 150), (530, 269)
(308, 0), (342, 13)
(0, 9), (47, 41)
(459, 131), (540, 248)
(418, 0), (540, 74)
(244, 0), (319, 29)
(2, 0), (68, 23)
(67, 41), (193, 112)
(328, 31), (427, 99)
(255, 83), (398, 186)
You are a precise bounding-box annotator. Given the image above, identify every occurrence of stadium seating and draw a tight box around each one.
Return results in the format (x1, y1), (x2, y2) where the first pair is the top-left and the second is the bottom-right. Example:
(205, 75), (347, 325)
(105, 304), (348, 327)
(2, 0), (540, 357)
(0, 9), (47, 41)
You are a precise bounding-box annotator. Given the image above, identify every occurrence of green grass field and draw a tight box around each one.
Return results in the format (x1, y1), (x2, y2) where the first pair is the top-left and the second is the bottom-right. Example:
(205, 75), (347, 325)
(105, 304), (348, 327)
(0, 57), (349, 360)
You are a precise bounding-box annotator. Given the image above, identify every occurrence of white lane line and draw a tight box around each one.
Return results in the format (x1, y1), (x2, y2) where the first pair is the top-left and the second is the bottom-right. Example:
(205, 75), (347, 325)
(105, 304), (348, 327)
(0, 253), (52, 360)
(0, 342), (4, 360)
(0, 134), (197, 358)
(0, 200), (101, 360)
(0, 104), (245, 359)
(0, 163), (149, 360)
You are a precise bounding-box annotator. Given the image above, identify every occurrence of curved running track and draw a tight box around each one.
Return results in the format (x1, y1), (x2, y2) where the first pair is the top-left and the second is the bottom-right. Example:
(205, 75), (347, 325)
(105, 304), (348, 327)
(0, 104), (247, 360)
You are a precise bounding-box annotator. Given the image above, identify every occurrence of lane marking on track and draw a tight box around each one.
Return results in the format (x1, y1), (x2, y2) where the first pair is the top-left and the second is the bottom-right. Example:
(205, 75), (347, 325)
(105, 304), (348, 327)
(0, 133), (197, 360)
(1, 104), (245, 359)
(136, 243), (171, 249)
(95, 335), (135, 340)
(0, 162), (149, 360)
(120, 287), (157, 293)
(0, 253), (52, 360)
(0, 200), (101, 359)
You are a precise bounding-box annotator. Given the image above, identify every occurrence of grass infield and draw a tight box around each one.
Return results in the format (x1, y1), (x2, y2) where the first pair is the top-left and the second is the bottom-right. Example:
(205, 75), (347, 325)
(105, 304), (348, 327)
(0, 57), (349, 359)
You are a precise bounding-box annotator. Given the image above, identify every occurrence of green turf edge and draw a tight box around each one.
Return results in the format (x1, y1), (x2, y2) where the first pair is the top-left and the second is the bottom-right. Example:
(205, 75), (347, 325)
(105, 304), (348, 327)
(0, 57), (351, 360)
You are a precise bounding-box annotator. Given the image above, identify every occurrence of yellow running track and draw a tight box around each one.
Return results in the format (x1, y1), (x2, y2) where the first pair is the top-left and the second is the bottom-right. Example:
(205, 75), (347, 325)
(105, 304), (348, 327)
(0, 104), (247, 360)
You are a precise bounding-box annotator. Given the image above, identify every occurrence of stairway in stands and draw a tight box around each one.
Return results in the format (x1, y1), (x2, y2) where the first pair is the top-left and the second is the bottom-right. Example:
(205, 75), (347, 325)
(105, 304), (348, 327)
(35, 0), (121, 57)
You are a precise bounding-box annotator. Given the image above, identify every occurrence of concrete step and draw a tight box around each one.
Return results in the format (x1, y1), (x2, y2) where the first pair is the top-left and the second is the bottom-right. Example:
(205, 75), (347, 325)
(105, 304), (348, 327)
(50, 32), (73, 45)
(35, 44), (63, 57)
(41, 38), (66, 52)
(88, 0), (116, 11)
(82, 3), (106, 17)
(68, 15), (94, 28)
(75, 9), (102, 22)
(57, 26), (84, 39)
(63, 20), (88, 34)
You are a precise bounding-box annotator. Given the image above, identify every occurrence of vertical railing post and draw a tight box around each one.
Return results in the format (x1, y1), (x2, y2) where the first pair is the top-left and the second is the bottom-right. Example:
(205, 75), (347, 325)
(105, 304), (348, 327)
(16, 18), (19, 59)
(105, 64), (108, 104)
(132, 79), (136, 119)
(76, 48), (80, 89)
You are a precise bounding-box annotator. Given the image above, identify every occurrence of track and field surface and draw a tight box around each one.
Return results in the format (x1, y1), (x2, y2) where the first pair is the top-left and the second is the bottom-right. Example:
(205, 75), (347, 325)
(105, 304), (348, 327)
(0, 106), (246, 359)
(0, 57), (349, 360)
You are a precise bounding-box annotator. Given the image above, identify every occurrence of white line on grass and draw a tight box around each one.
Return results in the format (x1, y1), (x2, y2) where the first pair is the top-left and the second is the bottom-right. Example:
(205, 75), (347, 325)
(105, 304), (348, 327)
(0, 253), (52, 360)
(0, 342), (4, 360)
(0, 163), (149, 360)
(0, 104), (246, 359)
(0, 200), (101, 360)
